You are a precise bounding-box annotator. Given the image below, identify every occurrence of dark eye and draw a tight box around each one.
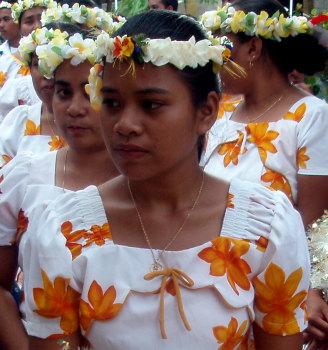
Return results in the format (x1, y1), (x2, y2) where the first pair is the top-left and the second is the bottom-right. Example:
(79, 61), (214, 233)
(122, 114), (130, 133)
(103, 98), (120, 109)
(142, 100), (162, 110)
(55, 88), (71, 99)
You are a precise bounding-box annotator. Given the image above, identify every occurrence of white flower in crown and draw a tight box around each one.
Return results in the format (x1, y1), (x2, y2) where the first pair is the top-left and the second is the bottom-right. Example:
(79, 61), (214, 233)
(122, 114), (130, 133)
(85, 63), (103, 111)
(36, 42), (64, 78)
(12, 0), (56, 23)
(40, 4), (63, 24)
(62, 33), (96, 66)
(0, 1), (12, 9)
(200, 10), (222, 31)
(69, 3), (86, 24)
(94, 31), (115, 62)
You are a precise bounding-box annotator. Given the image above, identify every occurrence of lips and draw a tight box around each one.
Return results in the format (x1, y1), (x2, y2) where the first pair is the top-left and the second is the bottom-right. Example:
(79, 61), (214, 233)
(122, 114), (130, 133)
(114, 143), (149, 159)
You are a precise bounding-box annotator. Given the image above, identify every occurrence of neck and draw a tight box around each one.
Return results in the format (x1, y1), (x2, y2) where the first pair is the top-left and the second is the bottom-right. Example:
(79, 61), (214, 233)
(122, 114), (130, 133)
(8, 37), (20, 48)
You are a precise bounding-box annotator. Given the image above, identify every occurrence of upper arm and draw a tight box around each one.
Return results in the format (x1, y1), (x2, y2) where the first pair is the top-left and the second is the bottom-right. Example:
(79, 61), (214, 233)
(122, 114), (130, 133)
(253, 322), (303, 350)
(297, 174), (328, 228)
(0, 246), (18, 290)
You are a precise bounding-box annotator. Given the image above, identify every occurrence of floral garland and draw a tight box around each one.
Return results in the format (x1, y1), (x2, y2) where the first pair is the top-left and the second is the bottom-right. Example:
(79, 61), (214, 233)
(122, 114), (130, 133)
(0, 1), (12, 9)
(35, 31), (96, 79)
(307, 210), (328, 302)
(86, 32), (235, 111)
(11, 0), (57, 23)
(200, 2), (313, 41)
(41, 3), (126, 33)
(18, 27), (68, 66)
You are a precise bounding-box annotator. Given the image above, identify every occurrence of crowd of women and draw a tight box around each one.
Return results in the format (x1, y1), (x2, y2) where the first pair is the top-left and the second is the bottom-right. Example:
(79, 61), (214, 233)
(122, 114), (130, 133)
(0, 0), (327, 349)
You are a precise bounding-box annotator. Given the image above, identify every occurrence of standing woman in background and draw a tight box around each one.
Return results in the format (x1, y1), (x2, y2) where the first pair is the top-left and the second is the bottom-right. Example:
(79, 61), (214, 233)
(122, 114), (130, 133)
(200, 0), (328, 348)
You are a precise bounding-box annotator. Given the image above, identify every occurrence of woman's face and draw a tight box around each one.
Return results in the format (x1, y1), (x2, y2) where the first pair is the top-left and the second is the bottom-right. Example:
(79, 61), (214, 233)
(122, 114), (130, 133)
(30, 54), (54, 106)
(19, 6), (44, 37)
(100, 62), (217, 180)
(52, 60), (105, 152)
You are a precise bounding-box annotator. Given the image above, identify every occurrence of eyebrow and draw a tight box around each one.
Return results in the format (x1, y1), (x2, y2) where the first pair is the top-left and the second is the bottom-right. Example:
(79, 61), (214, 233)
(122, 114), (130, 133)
(101, 87), (169, 94)
(54, 80), (88, 87)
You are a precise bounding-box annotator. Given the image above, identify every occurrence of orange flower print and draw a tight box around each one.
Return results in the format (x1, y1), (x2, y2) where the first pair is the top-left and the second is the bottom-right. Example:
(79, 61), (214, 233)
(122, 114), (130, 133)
(227, 193), (235, 209)
(80, 280), (123, 332)
(218, 132), (247, 167)
(0, 71), (6, 87)
(283, 103), (306, 122)
(48, 136), (67, 151)
(213, 317), (248, 350)
(297, 147), (310, 169)
(255, 236), (269, 253)
(246, 123), (279, 163)
(1, 154), (12, 167)
(18, 65), (30, 76)
(15, 209), (29, 244)
(0, 174), (3, 194)
(33, 269), (80, 336)
(61, 221), (87, 260)
(198, 237), (251, 294)
(253, 263), (307, 335)
(261, 167), (293, 202)
(217, 94), (243, 119)
(84, 223), (113, 247)
(24, 119), (40, 135)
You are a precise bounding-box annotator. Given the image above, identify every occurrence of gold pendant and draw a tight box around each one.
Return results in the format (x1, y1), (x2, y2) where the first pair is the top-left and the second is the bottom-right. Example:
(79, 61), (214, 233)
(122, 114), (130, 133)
(150, 261), (163, 272)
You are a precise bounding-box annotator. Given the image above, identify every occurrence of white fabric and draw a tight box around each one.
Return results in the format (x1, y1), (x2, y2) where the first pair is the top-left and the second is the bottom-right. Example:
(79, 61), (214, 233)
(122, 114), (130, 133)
(0, 75), (40, 123)
(0, 102), (64, 167)
(0, 53), (28, 88)
(0, 41), (18, 55)
(22, 179), (310, 348)
(201, 95), (328, 203)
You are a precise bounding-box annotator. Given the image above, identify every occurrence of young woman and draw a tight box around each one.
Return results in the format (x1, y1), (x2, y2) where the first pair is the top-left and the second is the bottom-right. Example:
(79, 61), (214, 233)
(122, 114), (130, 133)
(0, 27), (119, 350)
(24, 10), (309, 350)
(199, 1), (328, 348)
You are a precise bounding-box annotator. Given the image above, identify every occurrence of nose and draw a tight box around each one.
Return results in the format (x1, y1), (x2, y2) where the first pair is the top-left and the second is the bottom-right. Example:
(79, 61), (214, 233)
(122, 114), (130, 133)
(114, 107), (143, 137)
(67, 94), (87, 117)
(31, 19), (41, 32)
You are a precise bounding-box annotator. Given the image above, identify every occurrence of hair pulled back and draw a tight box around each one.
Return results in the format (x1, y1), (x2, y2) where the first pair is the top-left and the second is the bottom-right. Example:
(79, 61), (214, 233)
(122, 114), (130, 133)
(232, 0), (328, 75)
(114, 10), (220, 108)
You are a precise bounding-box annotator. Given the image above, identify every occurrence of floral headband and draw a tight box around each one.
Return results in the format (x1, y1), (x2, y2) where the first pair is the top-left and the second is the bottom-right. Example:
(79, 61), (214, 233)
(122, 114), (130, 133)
(36, 31), (96, 79)
(0, 1), (12, 9)
(18, 27), (68, 66)
(11, 0), (56, 23)
(41, 3), (126, 32)
(86, 32), (236, 111)
(200, 2), (313, 41)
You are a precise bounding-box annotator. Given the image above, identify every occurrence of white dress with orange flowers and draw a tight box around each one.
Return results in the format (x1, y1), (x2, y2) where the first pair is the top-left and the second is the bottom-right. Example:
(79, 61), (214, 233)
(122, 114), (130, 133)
(201, 95), (328, 203)
(0, 53), (30, 89)
(0, 102), (66, 167)
(22, 179), (310, 349)
(0, 75), (40, 124)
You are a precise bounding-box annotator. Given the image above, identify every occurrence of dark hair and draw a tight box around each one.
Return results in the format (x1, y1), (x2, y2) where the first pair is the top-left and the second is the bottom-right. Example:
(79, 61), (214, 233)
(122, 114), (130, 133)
(232, 0), (328, 75)
(114, 10), (219, 159)
(161, 0), (178, 11)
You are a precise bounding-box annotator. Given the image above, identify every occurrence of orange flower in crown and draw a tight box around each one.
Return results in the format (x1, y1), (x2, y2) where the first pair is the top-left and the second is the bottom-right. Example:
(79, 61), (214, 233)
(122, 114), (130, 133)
(113, 36), (135, 59)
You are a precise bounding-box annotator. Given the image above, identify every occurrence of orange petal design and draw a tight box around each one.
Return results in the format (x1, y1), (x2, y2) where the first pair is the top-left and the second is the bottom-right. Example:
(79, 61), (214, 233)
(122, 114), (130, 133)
(254, 236), (269, 252)
(261, 167), (293, 202)
(33, 269), (80, 335)
(218, 132), (247, 167)
(198, 237), (251, 295)
(48, 136), (67, 151)
(283, 103), (306, 122)
(297, 147), (310, 169)
(0, 71), (6, 87)
(80, 281), (123, 332)
(18, 66), (30, 76)
(213, 317), (248, 350)
(1, 154), (12, 167)
(253, 263), (307, 335)
(227, 193), (235, 209)
(84, 223), (113, 247)
(24, 119), (41, 135)
(0, 174), (3, 194)
(246, 123), (279, 163)
(217, 94), (243, 119)
(15, 209), (29, 243)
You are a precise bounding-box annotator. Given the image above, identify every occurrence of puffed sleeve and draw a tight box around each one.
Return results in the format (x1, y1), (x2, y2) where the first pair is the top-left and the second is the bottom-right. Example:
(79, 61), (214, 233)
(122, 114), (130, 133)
(296, 97), (328, 175)
(0, 105), (28, 167)
(252, 187), (310, 335)
(0, 152), (33, 245)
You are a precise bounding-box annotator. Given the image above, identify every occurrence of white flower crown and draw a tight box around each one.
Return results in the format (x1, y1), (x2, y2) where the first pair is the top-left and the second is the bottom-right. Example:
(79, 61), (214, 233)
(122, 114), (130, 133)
(41, 3), (126, 32)
(86, 32), (236, 111)
(11, 0), (57, 23)
(200, 2), (313, 41)
(18, 27), (69, 66)
(36, 31), (96, 79)
(0, 1), (12, 9)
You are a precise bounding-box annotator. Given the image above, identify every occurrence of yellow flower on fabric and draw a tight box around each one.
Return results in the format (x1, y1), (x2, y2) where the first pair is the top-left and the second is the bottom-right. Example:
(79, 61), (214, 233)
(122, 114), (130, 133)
(283, 103), (306, 122)
(297, 147), (310, 169)
(24, 119), (40, 135)
(261, 167), (292, 202)
(0, 71), (6, 87)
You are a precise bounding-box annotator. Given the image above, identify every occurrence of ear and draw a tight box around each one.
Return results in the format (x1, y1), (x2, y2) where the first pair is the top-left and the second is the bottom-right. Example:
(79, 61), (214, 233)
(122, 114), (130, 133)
(196, 91), (219, 136)
(246, 36), (263, 62)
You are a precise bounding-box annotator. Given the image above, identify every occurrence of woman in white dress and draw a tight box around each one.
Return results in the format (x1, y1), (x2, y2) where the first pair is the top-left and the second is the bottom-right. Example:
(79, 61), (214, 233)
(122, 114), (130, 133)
(0, 28), (119, 350)
(25, 10), (309, 350)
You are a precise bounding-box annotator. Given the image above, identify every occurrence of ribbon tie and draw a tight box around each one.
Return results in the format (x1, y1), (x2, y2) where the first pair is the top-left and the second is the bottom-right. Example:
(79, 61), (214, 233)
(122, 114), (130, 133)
(144, 267), (194, 339)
